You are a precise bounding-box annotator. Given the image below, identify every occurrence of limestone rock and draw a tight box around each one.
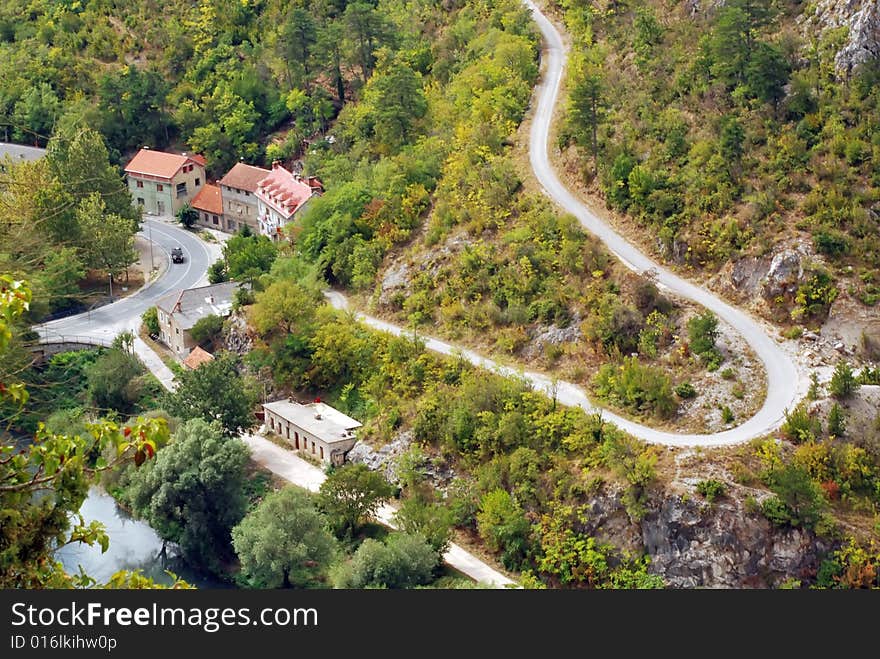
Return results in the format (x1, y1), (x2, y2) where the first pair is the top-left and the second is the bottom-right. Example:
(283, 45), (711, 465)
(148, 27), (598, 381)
(804, 0), (880, 75)
(761, 248), (804, 300)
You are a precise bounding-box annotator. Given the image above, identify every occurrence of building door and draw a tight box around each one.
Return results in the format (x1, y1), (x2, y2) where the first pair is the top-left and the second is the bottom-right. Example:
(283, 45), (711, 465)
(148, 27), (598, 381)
(157, 200), (165, 215)
(319, 446), (324, 460)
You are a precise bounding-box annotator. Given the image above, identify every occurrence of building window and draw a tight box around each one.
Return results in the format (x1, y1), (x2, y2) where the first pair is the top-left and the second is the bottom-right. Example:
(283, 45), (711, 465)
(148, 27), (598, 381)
(311, 442), (315, 455)
(319, 446), (324, 460)
(156, 184), (163, 192)
(137, 197), (145, 206)
(175, 328), (179, 335)
(212, 215), (218, 225)
(245, 191), (250, 196)
(195, 178), (200, 187)
(136, 180), (143, 188)
(176, 182), (187, 198)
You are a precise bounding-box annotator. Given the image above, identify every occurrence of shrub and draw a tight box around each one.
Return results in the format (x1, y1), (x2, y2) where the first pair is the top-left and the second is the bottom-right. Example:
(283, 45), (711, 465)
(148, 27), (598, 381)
(781, 404), (822, 443)
(829, 360), (858, 399)
(827, 403), (846, 438)
(594, 356), (677, 419)
(721, 406), (735, 424)
(675, 382), (696, 399)
(476, 489), (531, 571)
(331, 533), (438, 589)
(142, 306), (159, 336)
(687, 311), (723, 368)
(189, 314), (224, 349)
(696, 479), (726, 503)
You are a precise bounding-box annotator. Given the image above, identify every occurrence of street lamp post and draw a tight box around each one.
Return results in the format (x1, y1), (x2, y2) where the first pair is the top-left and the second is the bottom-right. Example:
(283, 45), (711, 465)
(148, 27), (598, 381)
(148, 220), (155, 273)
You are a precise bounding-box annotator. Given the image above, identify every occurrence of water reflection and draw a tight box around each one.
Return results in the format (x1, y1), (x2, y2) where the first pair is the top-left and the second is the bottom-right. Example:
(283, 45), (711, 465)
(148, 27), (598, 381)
(57, 488), (228, 589)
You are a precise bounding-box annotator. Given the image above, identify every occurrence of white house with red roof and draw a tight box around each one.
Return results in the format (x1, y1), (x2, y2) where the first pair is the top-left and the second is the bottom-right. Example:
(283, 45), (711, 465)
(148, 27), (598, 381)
(124, 147), (206, 216)
(254, 161), (323, 240)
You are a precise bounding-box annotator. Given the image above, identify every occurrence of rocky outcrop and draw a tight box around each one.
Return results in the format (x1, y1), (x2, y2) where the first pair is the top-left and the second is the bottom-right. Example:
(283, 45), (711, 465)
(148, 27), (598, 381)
(347, 432), (456, 487)
(804, 0), (880, 75)
(761, 248), (804, 300)
(527, 481), (830, 588)
(522, 318), (583, 360)
(224, 312), (253, 355)
(641, 494), (829, 588)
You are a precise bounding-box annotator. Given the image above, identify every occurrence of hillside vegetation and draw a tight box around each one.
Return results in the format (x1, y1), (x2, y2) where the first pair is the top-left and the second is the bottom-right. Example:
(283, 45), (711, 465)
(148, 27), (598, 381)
(556, 0), (880, 323)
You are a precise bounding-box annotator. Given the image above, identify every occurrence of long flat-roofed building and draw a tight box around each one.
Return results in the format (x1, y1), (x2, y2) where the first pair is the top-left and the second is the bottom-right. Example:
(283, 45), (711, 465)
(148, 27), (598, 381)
(262, 399), (361, 466)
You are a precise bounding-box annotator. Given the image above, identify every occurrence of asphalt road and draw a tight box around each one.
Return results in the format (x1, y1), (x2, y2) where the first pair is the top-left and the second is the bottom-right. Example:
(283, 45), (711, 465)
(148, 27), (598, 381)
(36, 218), (215, 342)
(324, 3), (805, 447)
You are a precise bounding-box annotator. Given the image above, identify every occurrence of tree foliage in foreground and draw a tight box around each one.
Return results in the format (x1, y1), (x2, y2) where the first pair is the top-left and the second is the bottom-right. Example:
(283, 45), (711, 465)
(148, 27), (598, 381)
(1, 277), (175, 588)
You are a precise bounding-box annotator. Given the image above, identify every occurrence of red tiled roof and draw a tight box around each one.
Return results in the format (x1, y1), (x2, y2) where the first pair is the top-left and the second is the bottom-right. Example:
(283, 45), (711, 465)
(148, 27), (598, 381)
(218, 162), (272, 192)
(191, 183), (223, 216)
(183, 346), (214, 370)
(255, 163), (313, 219)
(124, 148), (204, 179)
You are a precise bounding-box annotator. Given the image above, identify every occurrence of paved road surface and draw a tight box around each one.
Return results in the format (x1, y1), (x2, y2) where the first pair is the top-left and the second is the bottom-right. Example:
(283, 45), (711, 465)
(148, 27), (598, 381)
(36, 218), (217, 343)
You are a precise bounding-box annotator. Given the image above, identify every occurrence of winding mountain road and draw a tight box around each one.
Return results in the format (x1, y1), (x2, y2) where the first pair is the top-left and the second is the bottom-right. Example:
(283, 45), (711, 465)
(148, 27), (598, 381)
(327, 2), (805, 447)
(36, 218), (215, 343)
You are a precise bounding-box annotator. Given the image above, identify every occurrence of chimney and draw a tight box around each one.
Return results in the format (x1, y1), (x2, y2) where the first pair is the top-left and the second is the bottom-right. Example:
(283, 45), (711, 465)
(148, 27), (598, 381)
(271, 160), (281, 169)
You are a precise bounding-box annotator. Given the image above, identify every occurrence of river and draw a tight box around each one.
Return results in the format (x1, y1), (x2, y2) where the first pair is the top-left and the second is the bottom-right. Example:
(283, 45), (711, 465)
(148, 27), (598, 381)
(56, 488), (229, 589)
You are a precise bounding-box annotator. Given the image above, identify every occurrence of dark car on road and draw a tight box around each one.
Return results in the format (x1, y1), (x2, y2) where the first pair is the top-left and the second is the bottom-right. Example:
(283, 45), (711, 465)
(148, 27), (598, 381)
(171, 247), (184, 263)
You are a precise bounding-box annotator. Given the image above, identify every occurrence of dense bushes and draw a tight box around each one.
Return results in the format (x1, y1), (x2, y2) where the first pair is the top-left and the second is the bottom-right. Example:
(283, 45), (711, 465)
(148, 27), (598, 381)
(593, 357), (677, 419)
(556, 0), (880, 314)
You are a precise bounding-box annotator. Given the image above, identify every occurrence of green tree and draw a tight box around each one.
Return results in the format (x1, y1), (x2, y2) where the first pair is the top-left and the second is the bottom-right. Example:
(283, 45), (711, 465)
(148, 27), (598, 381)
(279, 8), (318, 88)
(1, 277), (171, 588)
(364, 62), (427, 153)
(207, 260), (229, 284)
(189, 314), (224, 349)
(393, 491), (454, 554)
(317, 22), (347, 104)
(719, 115), (745, 163)
(763, 464), (828, 530)
(163, 352), (255, 437)
(126, 418), (249, 574)
(745, 42), (789, 108)
(476, 489), (531, 570)
(829, 360), (858, 400)
(39, 248), (86, 313)
(318, 463), (394, 537)
(97, 66), (170, 156)
(232, 486), (338, 588)
(11, 83), (60, 146)
(331, 532), (437, 589)
(687, 311), (722, 367)
(46, 125), (140, 239)
(222, 231), (279, 282)
(568, 60), (603, 171)
(827, 402), (846, 438)
(142, 306), (160, 336)
(176, 203), (198, 229)
(344, 2), (390, 83)
(87, 348), (144, 414)
(76, 194), (139, 294)
(249, 279), (320, 337)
